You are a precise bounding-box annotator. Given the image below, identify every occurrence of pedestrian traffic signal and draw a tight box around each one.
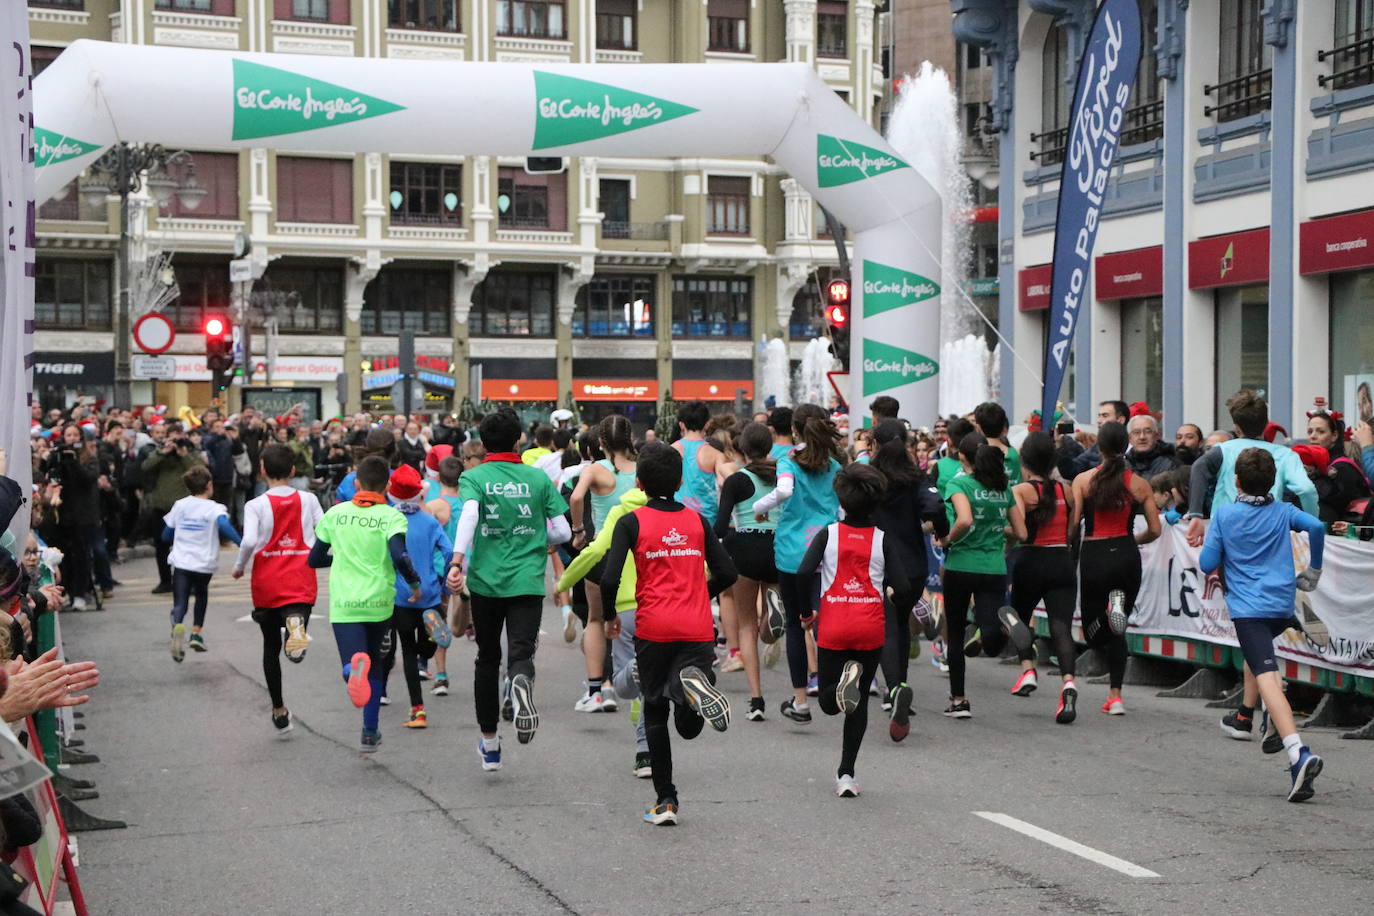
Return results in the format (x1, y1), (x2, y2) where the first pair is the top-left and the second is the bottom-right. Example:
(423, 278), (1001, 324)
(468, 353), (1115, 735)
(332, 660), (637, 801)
(825, 277), (851, 368)
(204, 315), (234, 375)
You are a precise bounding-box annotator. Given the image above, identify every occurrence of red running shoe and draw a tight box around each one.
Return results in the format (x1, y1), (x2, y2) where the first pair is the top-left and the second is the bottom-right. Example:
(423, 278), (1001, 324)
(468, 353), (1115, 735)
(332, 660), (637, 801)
(346, 652), (372, 708)
(1011, 668), (1038, 697)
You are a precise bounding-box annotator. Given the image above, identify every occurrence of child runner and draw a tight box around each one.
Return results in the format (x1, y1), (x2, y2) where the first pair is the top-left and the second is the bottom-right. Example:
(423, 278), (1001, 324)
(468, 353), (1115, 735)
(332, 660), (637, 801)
(796, 464), (914, 795)
(767, 407), (795, 461)
(309, 456), (422, 753)
(600, 442), (737, 826)
(444, 409), (570, 772)
(752, 404), (844, 724)
(1202, 447), (1326, 801)
(1009, 432), (1080, 723)
(162, 465), (241, 662)
(673, 402), (723, 520)
(385, 464), (454, 730)
(937, 433), (1030, 718)
(424, 454), (465, 696)
(232, 443), (323, 736)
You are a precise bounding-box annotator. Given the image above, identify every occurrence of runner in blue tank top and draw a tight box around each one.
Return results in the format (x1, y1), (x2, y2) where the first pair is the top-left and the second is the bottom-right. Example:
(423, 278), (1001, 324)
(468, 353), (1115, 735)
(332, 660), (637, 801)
(768, 405), (795, 462)
(672, 401), (722, 520)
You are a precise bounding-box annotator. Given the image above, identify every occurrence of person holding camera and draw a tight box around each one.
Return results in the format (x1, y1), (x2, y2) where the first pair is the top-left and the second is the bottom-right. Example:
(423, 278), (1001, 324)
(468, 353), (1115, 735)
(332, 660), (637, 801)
(46, 424), (113, 610)
(140, 428), (206, 594)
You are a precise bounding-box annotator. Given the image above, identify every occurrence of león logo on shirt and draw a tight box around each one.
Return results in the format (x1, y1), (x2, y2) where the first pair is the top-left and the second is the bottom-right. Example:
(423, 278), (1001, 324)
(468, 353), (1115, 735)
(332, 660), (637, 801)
(660, 528), (689, 548)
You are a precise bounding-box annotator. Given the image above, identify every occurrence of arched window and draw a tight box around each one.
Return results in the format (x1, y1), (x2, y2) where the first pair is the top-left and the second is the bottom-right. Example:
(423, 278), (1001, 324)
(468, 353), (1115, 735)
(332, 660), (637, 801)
(1123, 0), (1162, 145)
(1034, 22), (1072, 165)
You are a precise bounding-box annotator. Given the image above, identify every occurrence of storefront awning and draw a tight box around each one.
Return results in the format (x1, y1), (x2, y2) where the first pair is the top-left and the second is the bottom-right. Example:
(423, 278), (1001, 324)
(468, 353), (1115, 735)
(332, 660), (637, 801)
(672, 380), (753, 401)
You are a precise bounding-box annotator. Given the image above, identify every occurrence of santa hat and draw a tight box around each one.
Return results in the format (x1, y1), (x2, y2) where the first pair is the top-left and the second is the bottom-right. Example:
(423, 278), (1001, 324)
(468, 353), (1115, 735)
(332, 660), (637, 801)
(425, 445), (454, 479)
(1128, 401), (1153, 419)
(1292, 444), (1330, 475)
(1262, 421), (1288, 443)
(387, 464), (425, 501)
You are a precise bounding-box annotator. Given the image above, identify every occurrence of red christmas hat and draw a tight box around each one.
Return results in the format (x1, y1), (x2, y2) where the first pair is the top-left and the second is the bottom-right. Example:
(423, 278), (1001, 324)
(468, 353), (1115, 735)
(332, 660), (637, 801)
(387, 464), (425, 500)
(1291, 444), (1330, 475)
(425, 444), (454, 477)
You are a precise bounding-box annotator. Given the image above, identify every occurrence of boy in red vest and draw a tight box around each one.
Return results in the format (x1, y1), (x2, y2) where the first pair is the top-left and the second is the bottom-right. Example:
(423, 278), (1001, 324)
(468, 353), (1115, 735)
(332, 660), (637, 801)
(600, 441), (738, 826)
(795, 463), (914, 797)
(233, 443), (324, 737)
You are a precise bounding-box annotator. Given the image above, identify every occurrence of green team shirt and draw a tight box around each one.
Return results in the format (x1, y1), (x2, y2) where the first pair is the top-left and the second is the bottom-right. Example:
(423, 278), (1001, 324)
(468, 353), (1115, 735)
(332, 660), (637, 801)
(943, 474), (1013, 575)
(459, 459), (568, 598)
(935, 455), (964, 499)
(1003, 446), (1022, 486)
(314, 501), (409, 623)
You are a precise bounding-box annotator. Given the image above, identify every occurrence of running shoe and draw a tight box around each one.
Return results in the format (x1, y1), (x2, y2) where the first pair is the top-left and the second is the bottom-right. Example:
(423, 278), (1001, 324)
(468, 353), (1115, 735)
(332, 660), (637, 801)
(1055, 683), (1078, 724)
(836, 660), (863, 715)
(1100, 698), (1126, 716)
(997, 607), (1034, 655)
(417, 665), (431, 681)
(633, 752), (653, 778)
(601, 690), (619, 713)
(1220, 710), (1254, 740)
(189, 632), (207, 653)
(780, 699), (812, 723)
(478, 737), (502, 772)
(1107, 589), (1129, 636)
(889, 684), (914, 743)
(746, 697), (765, 721)
(720, 652), (745, 673)
(404, 706), (428, 729)
(272, 710), (293, 738)
(422, 608), (453, 648)
(764, 588), (786, 642)
(574, 692), (607, 713)
(869, 682), (881, 697)
(283, 613), (308, 663)
(510, 673), (539, 744)
(930, 636), (948, 673)
(763, 639), (783, 669)
(942, 698), (972, 719)
(963, 628), (983, 658)
(562, 606), (578, 643)
(360, 728), (382, 754)
(1262, 731), (1284, 755)
(881, 697), (893, 713)
(680, 666), (730, 732)
(912, 597), (940, 640)
(806, 673), (820, 697)
(432, 674), (450, 696)
(501, 677), (514, 721)
(1011, 668), (1039, 697)
(1287, 747), (1323, 802)
(379, 695), (391, 706)
(643, 801), (679, 826)
(170, 623), (186, 663)
(346, 652), (372, 708)
(835, 774), (861, 798)
(464, 627), (476, 641)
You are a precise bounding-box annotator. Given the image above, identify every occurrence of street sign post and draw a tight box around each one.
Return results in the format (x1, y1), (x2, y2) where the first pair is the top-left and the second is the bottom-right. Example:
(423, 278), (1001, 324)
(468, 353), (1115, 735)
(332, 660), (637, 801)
(229, 257), (253, 283)
(131, 355), (175, 380)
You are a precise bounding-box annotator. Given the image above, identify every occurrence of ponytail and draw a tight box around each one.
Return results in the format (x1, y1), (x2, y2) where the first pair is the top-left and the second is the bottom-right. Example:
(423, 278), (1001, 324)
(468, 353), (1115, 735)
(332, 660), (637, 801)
(597, 414), (635, 459)
(1019, 431), (1057, 527)
(958, 432), (1008, 492)
(737, 422), (777, 486)
(870, 418), (917, 487)
(794, 413), (844, 472)
(1089, 421), (1131, 511)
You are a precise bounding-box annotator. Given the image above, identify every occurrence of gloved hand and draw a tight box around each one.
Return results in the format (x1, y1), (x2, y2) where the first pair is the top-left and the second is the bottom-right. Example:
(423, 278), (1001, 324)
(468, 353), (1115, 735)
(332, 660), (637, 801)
(1296, 567), (1322, 592)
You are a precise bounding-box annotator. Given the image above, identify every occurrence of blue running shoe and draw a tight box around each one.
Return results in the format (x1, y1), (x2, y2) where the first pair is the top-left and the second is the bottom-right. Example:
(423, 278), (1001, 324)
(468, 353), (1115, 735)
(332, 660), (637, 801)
(422, 608), (453, 648)
(478, 737), (502, 772)
(1288, 747), (1322, 802)
(360, 728), (381, 754)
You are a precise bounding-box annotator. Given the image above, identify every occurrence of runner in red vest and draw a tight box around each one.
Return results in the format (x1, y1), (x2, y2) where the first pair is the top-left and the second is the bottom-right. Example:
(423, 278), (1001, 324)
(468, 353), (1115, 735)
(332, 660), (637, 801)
(600, 442), (738, 826)
(233, 443), (323, 738)
(795, 463), (914, 798)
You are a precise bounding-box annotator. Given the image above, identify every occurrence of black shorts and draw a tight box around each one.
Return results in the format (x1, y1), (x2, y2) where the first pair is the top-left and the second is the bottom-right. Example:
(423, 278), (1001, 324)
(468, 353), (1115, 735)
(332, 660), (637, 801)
(1233, 616), (1299, 676)
(634, 637), (716, 705)
(250, 603), (312, 628)
(724, 529), (778, 584)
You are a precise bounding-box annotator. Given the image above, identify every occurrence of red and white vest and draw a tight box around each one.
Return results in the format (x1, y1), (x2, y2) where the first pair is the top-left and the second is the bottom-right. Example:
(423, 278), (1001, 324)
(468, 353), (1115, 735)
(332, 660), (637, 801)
(631, 507), (712, 643)
(816, 523), (886, 651)
(251, 491), (318, 609)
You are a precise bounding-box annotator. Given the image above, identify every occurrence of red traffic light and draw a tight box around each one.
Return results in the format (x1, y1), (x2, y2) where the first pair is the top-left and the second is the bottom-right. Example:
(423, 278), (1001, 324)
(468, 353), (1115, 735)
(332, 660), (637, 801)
(825, 303), (849, 327)
(826, 278), (850, 306)
(204, 316), (227, 338)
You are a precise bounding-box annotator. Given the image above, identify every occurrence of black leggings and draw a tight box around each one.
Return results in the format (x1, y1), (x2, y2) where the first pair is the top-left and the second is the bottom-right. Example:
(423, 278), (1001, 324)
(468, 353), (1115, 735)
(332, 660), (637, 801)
(381, 606), (434, 708)
(1011, 546), (1078, 677)
(470, 593), (542, 734)
(941, 569), (1010, 698)
(880, 598), (912, 691)
(252, 604), (311, 709)
(1079, 536), (1141, 690)
(817, 647), (881, 778)
(776, 571), (820, 690)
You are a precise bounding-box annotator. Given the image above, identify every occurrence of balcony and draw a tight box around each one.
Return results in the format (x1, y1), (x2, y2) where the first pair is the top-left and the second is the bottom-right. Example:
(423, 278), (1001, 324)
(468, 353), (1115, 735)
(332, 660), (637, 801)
(601, 220), (669, 241)
(1319, 35), (1374, 92)
(1204, 69), (1272, 123)
(1029, 126), (1067, 168)
(1120, 99), (1164, 147)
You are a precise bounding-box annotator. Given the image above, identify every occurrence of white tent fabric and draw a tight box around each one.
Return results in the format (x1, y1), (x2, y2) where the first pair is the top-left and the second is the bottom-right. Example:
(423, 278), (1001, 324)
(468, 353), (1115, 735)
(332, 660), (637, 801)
(33, 41), (943, 419)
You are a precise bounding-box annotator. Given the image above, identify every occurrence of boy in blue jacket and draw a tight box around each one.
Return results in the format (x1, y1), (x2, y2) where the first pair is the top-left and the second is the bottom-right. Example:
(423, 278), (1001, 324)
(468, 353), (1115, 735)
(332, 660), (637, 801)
(1200, 448), (1326, 802)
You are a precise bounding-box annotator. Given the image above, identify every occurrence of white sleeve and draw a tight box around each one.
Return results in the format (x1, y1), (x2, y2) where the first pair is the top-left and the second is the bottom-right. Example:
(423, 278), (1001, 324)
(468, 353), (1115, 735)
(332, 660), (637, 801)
(547, 515), (571, 545)
(752, 474), (794, 516)
(234, 497), (263, 573)
(453, 499), (480, 556)
(301, 491), (323, 547)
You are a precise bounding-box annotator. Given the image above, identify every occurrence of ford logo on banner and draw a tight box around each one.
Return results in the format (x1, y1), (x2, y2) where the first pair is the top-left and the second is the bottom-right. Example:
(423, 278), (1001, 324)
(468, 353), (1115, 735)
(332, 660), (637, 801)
(1041, 0), (1142, 429)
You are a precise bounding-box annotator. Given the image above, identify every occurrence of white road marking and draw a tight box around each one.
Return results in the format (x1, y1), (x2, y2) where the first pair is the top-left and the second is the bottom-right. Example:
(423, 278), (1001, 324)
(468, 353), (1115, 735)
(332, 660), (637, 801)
(972, 811), (1161, 879)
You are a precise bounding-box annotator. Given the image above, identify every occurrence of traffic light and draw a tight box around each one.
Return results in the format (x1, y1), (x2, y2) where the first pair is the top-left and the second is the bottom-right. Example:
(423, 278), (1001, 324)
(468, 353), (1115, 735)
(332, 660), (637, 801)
(825, 277), (851, 368)
(204, 315), (234, 393)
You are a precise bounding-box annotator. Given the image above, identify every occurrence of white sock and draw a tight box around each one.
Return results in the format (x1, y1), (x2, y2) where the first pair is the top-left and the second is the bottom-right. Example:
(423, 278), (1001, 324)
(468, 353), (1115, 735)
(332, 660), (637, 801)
(794, 701), (810, 711)
(561, 605), (572, 615)
(482, 736), (500, 751)
(1283, 733), (1303, 765)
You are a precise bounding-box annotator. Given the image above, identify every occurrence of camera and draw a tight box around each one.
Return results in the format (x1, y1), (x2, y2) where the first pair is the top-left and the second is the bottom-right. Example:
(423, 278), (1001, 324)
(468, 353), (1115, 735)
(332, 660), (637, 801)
(1056, 420), (1074, 435)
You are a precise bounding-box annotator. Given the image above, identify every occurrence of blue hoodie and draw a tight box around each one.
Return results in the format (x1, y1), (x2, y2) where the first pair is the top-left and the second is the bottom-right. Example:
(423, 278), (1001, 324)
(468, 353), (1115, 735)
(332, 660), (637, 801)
(392, 504), (453, 609)
(1200, 499), (1324, 620)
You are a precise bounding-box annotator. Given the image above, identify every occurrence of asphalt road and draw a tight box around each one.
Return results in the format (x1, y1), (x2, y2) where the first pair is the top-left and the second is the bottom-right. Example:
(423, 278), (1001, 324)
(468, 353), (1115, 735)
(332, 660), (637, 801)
(58, 554), (1374, 915)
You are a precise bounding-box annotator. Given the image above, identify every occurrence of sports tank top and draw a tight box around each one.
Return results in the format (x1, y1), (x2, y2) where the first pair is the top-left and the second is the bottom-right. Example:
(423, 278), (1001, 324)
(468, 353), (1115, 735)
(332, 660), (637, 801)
(439, 493), (462, 543)
(769, 442), (792, 461)
(732, 469), (778, 532)
(251, 491), (318, 609)
(816, 523), (886, 651)
(1025, 481), (1070, 547)
(631, 506), (713, 642)
(1083, 469), (1137, 538)
(590, 458), (636, 534)
(674, 440), (719, 520)
(773, 454), (840, 574)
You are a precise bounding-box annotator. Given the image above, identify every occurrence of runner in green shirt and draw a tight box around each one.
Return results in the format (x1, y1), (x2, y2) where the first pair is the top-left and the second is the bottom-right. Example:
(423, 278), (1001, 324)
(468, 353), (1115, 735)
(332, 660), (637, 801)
(446, 409), (571, 771)
(934, 418), (974, 498)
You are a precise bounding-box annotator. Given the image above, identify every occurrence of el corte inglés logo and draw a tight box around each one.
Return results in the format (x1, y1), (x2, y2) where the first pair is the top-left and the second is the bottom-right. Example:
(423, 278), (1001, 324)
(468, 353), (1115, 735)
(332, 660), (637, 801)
(532, 72), (698, 149)
(862, 339), (938, 396)
(34, 128), (100, 168)
(815, 135), (910, 188)
(232, 59), (405, 140)
(861, 260), (940, 317)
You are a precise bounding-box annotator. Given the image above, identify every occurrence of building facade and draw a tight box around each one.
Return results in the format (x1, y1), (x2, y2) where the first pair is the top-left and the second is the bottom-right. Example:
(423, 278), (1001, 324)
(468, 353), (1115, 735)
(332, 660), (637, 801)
(29, 0), (889, 425)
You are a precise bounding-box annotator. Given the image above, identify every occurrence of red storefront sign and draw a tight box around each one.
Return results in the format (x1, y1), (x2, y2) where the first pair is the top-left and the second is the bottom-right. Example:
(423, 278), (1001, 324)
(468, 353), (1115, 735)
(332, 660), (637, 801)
(366, 354), (450, 372)
(1300, 209), (1374, 274)
(1018, 264), (1052, 312)
(1188, 227), (1269, 289)
(672, 380), (754, 401)
(480, 378), (558, 401)
(1095, 246), (1163, 300)
(574, 379), (659, 402)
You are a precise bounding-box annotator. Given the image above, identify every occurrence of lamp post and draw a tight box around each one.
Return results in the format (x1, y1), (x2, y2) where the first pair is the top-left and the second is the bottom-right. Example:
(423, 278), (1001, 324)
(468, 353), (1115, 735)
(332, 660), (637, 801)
(81, 144), (206, 407)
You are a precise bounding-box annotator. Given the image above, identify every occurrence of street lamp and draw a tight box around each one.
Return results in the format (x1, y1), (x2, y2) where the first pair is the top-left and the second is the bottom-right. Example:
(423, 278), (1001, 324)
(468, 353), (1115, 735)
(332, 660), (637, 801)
(80, 144), (204, 407)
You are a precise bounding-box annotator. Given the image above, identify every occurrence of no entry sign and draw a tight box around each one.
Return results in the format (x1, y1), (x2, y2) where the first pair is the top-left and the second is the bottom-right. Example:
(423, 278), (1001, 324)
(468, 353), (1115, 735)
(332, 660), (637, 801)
(132, 312), (176, 355)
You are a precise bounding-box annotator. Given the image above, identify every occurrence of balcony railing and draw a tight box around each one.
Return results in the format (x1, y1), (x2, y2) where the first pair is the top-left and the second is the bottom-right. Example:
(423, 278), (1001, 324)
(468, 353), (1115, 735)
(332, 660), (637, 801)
(602, 220), (669, 241)
(1204, 69), (1272, 122)
(390, 211), (462, 227)
(1318, 35), (1374, 91)
(29, 0), (85, 7)
(1120, 99), (1164, 146)
(499, 215), (557, 230)
(1029, 125), (1068, 166)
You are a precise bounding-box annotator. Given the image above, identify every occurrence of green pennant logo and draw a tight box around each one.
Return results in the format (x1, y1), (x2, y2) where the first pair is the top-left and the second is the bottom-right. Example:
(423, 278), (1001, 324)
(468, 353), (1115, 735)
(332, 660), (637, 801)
(862, 339), (938, 396)
(862, 260), (940, 318)
(34, 128), (100, 168)
(816, 135), (910, 188)
(532, 72), (699, 150)
(231, 59), (405, 141)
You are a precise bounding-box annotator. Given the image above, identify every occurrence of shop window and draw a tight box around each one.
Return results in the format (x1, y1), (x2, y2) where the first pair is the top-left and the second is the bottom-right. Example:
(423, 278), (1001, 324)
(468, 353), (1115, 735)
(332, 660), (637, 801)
(596, 0), (635, 50)
(166, 259), (232, 332)
(163, 151), (240, 220)
(573, 274), (654, 337)
(471, 269), (557, 336)
(600, 179), (631, 237)
(706, 176), (750, 236)
(1207, 0), (1271, 122)
(1214, 285), (1269, 427)
(817, 1), (848, 59)
(389, 161), (462, 226)
(1323, 0), (1374, 91)
(34, 259), (111, 330)
(388, 0), (459, 31)
(672, 275), (751, 338)
(708, 0), (749, 53)
(256, 265), (345, 334)
(1329, 270), (1374, 425)
(496, 0), (565, 38)
(1120, 297), (1163, 410)
(497, 167), (567, 231)
(362, 267), (451, 336)
(276, 157), (354, 224)
(274, 0), (349, 23)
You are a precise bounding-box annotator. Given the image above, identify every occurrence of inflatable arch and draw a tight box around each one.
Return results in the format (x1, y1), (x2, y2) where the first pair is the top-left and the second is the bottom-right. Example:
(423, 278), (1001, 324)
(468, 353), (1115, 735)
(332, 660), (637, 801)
(34, 40), (942, 420)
